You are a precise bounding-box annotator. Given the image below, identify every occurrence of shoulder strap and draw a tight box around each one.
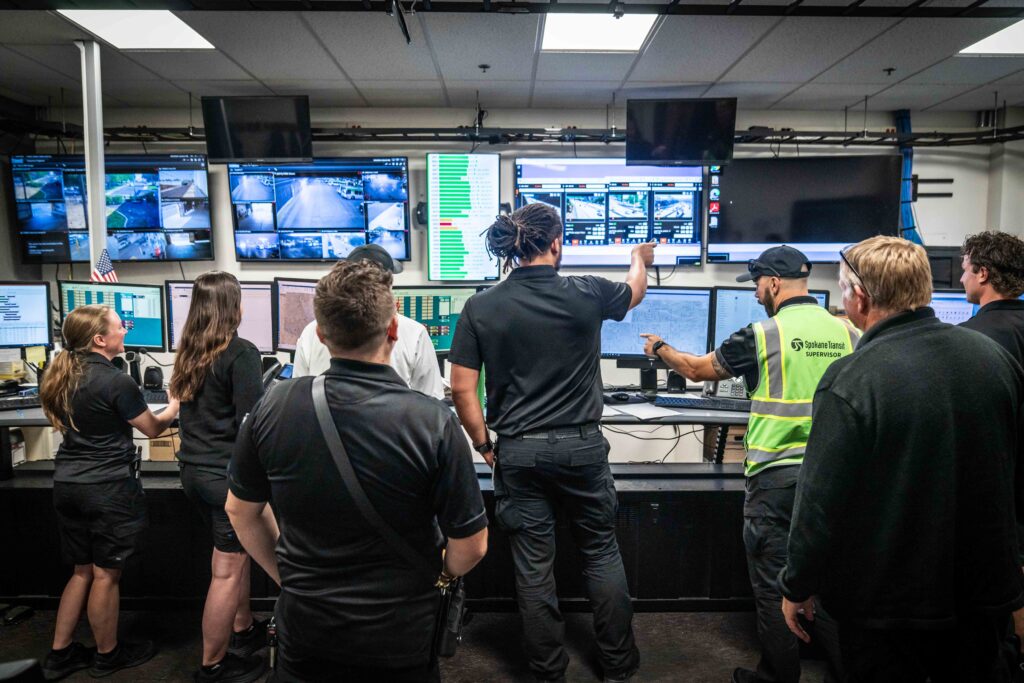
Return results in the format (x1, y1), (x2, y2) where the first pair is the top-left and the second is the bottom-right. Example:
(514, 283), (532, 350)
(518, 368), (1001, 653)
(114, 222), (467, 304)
(311, 375), (438, 579)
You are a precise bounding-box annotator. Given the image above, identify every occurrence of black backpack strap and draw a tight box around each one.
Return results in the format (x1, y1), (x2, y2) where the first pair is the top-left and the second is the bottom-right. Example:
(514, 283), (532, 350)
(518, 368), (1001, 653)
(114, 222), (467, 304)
(311, 375), (438, 579)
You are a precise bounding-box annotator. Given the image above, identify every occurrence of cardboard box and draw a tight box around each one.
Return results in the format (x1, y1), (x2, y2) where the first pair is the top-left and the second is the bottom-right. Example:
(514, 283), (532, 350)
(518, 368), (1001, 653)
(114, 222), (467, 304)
(149, 429), (180, 462)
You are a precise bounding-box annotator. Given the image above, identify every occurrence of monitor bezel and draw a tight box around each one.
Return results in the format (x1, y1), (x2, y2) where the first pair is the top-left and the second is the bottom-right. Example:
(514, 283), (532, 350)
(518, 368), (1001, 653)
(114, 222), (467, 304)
(709, 286), (831, 352)
(163, 279), (275, 354)
(0, 280), (54, 349)
(10, 153), (215, 265)
(512, 156), (705, 269)
(600, 285), (714, 360)
(227, 156), (412, 264)
(57, 279), (166, 352)
(272, 277), (318, 353)
(425, 152), (502, 283)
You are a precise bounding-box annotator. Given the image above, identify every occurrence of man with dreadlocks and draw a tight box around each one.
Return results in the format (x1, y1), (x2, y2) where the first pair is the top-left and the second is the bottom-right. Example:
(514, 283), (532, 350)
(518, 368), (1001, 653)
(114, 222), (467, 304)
(449, 202), (655, 683)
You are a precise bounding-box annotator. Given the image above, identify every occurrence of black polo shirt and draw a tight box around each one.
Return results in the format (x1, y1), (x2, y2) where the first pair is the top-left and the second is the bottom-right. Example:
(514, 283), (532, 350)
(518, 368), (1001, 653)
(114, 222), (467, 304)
(960, 299), (1024, 369)
(54, 352), (148, 484)
(714, 295), (821, 391)
(228, 358), (486, 668)
(448, 265), (631, 436)
(177, 335), (264, 470)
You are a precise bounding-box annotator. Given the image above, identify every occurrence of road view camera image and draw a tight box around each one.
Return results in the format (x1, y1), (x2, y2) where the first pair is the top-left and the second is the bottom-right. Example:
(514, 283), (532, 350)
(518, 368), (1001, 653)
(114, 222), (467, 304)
(228, 158), (410, 262)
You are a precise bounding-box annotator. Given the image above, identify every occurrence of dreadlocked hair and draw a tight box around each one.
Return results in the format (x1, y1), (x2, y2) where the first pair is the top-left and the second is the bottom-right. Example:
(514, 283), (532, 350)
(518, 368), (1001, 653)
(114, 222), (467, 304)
(486, 202), (563, 273)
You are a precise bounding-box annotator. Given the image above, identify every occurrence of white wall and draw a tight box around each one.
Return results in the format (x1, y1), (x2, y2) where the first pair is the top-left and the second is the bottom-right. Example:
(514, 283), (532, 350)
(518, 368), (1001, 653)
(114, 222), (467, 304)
(7, 104), (1024, 463)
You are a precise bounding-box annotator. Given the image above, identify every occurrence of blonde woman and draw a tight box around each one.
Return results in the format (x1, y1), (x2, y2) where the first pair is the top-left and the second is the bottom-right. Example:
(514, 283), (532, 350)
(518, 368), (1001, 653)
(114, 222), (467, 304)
(40, 304), (179, 680)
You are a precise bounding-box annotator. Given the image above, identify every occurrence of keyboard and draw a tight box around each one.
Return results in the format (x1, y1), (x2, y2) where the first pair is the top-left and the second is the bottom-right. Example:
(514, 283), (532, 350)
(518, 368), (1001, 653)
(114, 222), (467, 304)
(654, 394), (751, 412)
(0, 394), (42, 411)
(143, 389), (169, 404)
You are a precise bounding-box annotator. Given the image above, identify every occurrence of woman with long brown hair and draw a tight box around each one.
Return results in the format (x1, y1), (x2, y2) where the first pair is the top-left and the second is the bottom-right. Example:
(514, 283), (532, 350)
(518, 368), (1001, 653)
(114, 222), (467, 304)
(40, 304), (180, 681)
(172, 271), (268, 683)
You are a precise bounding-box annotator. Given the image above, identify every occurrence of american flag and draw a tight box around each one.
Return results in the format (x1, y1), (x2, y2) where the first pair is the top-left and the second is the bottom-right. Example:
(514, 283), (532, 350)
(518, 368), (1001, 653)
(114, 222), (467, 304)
(91, 248), (118, 283)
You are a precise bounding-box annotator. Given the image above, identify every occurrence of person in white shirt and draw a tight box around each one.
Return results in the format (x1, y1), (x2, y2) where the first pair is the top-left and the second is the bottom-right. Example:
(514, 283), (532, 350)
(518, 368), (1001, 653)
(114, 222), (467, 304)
(291, 245), (445, 400)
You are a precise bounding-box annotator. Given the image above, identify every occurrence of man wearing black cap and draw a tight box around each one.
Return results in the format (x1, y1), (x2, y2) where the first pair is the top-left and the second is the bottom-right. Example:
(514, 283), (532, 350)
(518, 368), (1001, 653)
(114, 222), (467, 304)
(642, 245), (859, 683)
(292, 244), (444, 398)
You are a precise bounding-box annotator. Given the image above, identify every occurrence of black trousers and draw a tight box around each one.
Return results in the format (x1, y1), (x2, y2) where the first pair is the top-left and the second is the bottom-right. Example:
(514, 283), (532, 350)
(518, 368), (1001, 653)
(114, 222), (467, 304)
(494, 429), (639, 681)
(838, 614), (1012, 683)
(743, 484), (843, 683)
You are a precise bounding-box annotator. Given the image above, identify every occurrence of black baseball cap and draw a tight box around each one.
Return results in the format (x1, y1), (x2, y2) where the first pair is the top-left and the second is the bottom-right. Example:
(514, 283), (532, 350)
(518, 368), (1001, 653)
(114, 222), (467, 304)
(346, 244), (403, 274)
(736, 245), (811, 282)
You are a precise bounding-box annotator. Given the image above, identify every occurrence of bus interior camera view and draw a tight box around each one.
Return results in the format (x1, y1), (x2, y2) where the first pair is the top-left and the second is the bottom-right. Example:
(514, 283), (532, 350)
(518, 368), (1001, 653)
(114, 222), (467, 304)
(11, 154), (213, 263)
(228, 157), (410, 262)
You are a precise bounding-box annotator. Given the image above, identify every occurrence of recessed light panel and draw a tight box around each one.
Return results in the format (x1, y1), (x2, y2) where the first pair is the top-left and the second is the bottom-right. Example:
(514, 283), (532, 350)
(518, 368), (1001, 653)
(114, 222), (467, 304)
(542, 14), (658, 52)
(58, 10), (214, 50)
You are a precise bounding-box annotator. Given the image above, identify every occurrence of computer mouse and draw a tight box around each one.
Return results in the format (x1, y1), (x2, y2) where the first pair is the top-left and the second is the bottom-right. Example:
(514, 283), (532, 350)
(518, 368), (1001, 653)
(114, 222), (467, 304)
(611, 392), (630, 402)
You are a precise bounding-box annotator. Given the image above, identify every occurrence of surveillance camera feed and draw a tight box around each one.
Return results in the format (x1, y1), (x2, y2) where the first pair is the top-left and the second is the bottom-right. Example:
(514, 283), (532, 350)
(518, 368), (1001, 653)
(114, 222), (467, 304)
(227, 157), (410, 262)
(11, 154), (213, 263)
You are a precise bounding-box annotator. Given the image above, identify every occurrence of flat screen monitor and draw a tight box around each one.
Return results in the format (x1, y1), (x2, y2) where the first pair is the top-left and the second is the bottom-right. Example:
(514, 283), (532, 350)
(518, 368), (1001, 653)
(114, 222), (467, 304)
(165, 281), (274, 354)
(710, 287), (830, 350)
(58, 281), (165, 350)
(273, 278), (317, 352)
(228, 157), (410, 263)
(393, 287), (477, 352)
(930, 289), (980, 325)
(626, 98), (737, 166)
(0, 281), (52, 348)
(202, 96), (312, 163)
(426, 153), (500, 281)
(706, 155), (902, 263)
(10, 154), (214, 264)
(514, 158), (703, 267)
(601, 287), (712, 359)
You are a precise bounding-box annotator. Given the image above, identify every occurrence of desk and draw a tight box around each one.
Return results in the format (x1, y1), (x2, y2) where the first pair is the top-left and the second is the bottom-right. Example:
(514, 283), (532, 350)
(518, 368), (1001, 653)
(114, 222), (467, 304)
(0, 408), (48, 480)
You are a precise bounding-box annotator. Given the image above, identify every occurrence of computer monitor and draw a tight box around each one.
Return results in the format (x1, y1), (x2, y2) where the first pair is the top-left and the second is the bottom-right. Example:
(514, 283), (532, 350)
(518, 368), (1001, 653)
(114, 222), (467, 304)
(58, 281), (165, 350)
(625, 98), (737, 166)
(710, 287), (830, 350)
(0, 281), (52, 348)
(227, 157), (410, 263)
(11, 153), (213, 264)
(165, 280), (274, 354)
(393, 287), (477, 352)
(930, 289), (980, 325)
(514, 158), (703, 267)
(273, 278), (318, 352)
(602, 287), (712, 359)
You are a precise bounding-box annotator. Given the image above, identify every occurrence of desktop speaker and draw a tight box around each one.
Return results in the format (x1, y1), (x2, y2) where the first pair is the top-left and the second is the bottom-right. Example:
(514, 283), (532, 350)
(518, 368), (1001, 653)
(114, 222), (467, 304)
(143, 366), (164, 390)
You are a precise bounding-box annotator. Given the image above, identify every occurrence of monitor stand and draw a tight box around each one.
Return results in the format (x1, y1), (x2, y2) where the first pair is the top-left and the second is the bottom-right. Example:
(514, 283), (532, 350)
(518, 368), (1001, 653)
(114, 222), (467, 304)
(616, 358), (665, 398)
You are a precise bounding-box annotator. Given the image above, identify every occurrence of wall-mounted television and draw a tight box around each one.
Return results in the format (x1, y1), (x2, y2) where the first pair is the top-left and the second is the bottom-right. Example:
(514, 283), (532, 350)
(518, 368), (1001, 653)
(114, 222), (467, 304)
(11, 154), (213, 263)
(626, 98), (737, 166)
(202, 95), (312, 163)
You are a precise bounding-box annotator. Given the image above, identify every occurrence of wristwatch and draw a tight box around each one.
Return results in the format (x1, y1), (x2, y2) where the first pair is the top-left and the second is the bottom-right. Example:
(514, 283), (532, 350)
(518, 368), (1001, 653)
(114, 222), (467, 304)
(473, 439), (494, 455)
(651, 340), (668, 358)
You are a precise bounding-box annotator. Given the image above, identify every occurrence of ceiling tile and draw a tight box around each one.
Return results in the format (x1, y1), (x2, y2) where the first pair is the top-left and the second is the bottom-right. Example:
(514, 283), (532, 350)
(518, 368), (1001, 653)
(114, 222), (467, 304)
(0, 79), (83, 107)
(354, 79), (447, 107)
(723, 17), (899, 83)
(905, 56), (1024, 84)
(926, 82), (1024, 110)
(127, 51), (251, 80)
(447, 80), (532, 108)
(0, 45), (76, 82)
(8, 44), (166, 81)
(176, 11), (344, 80)
(772, 83), (885, 109)
(704, 81), (804, 108)
(532, 80), (622, 107)
(863, 83), (978, 110)
(420, 14), (541, 82)
(813, 18), (1020, 85)
(169, 80), (273, 97)
(536, 53), (636, 83)
(0, 11), (90, 44)
(262, 79), (363, 106)
(630, 16), (781, 82)
(302, 12), (439, 81)
(617, 82), (711, 100)
(101, 80), (190, 108)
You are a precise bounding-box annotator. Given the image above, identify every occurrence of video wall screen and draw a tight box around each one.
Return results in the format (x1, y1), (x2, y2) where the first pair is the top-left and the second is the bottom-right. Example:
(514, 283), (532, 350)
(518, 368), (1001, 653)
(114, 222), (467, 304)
(514, 158), (703, 267)
(227, 157), (410, 262)
(11, 154), (213, 263)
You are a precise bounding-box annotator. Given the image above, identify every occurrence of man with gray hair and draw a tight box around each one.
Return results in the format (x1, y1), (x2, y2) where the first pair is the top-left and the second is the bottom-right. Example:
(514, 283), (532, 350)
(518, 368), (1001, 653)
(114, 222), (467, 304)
(779, 236), (1024, 682)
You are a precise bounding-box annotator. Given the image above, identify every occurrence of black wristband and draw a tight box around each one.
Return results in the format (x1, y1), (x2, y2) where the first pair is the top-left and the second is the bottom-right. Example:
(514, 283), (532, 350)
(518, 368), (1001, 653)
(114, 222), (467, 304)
(651, 340), (667, 357)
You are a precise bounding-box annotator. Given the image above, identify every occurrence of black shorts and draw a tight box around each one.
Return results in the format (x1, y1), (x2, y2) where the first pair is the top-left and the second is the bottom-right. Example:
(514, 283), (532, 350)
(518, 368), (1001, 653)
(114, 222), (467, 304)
(53, 478), (148, 569)
(180, 463), (243, 553)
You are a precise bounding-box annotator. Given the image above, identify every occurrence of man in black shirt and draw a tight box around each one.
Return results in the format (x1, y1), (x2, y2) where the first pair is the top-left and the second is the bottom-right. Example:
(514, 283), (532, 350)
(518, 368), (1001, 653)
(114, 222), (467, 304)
(959, 231), (1024, 367)
(226, 260), (488, 682)
(449, 203), (654, 683)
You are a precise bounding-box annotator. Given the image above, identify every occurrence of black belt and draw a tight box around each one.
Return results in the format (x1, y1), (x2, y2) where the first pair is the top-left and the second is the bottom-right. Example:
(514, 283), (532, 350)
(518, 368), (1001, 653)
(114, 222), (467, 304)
(509, 423), (602, 442)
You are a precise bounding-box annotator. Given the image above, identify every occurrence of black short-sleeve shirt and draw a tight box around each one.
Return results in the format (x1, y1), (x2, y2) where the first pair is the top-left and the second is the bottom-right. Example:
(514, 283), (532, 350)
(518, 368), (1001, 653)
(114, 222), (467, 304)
(960, 299), (1024, 369)
(177, 335), (264, 470)
(448, 265), (631, 436)
(54, 352), (148, 484)
(714, 296), (821, 391)
(228, 358), (486, 668)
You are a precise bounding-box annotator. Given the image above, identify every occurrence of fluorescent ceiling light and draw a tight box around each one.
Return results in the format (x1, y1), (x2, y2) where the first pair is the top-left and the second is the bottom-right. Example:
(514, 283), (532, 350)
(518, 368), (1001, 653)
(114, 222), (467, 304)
(959, 19), (1024, 55)
(542, 14), (657, 52)
(57, 10), (214, 50)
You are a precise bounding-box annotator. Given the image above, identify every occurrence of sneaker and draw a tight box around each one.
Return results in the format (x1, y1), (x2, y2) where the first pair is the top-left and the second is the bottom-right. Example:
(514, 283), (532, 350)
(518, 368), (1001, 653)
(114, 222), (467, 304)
(228, 619), (268, 658)
(42, 642), (96, 681)
(605, 665), (639, 682)
(731, 668), (763, 683)
(194, 653), (267, 683)
(89, 640), (157, 678)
